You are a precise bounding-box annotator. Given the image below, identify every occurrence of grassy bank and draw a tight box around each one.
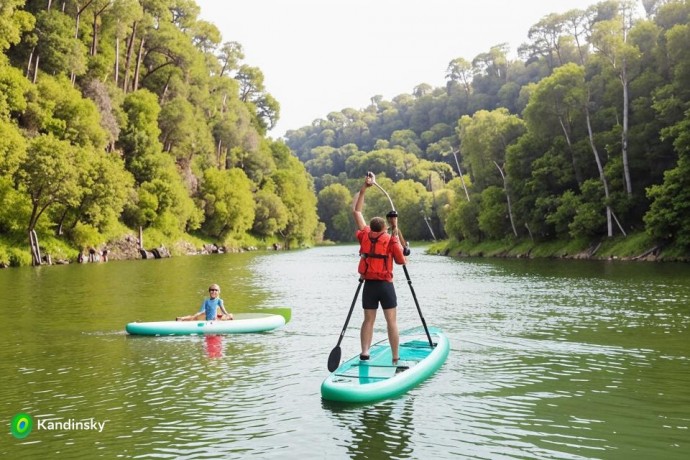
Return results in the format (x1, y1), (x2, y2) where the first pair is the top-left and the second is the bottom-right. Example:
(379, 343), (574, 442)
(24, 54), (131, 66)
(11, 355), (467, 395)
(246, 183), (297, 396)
(0, 228), (288, 268)
(428, 232), (689, 262)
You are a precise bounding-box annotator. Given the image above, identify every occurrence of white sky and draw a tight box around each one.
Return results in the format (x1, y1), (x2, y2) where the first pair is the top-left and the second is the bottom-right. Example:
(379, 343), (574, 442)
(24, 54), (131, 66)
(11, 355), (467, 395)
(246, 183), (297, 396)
(196, 0), (600, 138)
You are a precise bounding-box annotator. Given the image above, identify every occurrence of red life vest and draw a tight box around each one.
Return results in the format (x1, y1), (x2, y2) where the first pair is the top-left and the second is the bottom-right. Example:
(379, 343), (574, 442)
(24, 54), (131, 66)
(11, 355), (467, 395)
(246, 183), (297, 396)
(358, 231), (393, 281)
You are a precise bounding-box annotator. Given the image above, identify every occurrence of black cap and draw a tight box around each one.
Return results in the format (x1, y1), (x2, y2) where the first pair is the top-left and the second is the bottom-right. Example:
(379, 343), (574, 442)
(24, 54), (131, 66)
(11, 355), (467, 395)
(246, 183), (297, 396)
(386, 210), (398, 218)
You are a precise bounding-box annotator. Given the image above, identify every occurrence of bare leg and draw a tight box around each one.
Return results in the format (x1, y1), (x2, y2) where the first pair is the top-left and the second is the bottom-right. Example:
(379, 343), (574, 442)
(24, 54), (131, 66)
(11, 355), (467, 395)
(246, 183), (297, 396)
(383, 307), (399, 363)
(360, 309), (377, 357)
(177, 312), (204, 321)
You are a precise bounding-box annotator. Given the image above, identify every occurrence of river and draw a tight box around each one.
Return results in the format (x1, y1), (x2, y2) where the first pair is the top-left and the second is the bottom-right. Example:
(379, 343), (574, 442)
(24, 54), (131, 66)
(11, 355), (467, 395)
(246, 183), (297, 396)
(1, 245), (688, 459)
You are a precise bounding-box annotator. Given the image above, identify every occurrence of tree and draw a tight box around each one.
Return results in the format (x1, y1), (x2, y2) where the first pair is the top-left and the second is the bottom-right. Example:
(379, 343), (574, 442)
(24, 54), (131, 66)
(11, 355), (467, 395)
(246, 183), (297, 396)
(200, 167), (255, 240)
(17, 134), (84, 264)
(61, 150), (135, 235)
(0, 0), (35, 52)
(29, 9), (87, 82)
(645, 108), (690, 249)
(446, 57), (473, 99)
(253, 188), (288, 237)
(457, 108), (526, 191)
(589, 0), (642, 196)
(271, 155), (318, 248)
(117, 89), (162, 182)
(523, 63), (587, 187)
(317, 183), (352, 242)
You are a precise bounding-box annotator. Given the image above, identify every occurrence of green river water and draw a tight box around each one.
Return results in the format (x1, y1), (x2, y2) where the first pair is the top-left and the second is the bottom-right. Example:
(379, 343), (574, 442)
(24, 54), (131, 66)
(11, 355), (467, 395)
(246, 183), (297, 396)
(1, 245), (688, 459)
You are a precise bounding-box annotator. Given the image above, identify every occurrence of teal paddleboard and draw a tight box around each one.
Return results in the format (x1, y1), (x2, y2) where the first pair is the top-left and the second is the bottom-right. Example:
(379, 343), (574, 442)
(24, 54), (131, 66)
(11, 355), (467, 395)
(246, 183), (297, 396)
(126, 313), (286, 336)
(321, 326), (449, 403)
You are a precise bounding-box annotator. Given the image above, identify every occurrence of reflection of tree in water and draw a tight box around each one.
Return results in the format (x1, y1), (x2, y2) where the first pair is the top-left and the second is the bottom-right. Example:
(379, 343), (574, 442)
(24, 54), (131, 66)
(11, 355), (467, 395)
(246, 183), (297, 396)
(345, 398), (414, 459)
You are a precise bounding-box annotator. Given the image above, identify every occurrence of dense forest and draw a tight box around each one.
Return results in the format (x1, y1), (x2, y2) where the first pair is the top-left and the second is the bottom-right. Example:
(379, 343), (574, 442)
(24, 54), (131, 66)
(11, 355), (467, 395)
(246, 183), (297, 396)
(0, 0), (319, 266)
(286, 0), (690, 258)
(2, 1), (690, 268)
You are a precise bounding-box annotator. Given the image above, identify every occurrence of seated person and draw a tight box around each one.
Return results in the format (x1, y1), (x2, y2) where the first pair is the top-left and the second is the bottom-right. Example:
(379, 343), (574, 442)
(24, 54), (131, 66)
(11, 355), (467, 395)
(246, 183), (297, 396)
(176, 284), (233, 321)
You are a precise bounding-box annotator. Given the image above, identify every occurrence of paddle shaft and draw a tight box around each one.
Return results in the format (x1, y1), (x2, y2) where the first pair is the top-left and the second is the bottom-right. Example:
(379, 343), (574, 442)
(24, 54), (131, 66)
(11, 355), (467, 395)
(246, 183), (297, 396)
(335, 278), (363, 348)
(402, 264), (434, 347)
(373, 182), (407, 248)
(372, 180), (433, 347)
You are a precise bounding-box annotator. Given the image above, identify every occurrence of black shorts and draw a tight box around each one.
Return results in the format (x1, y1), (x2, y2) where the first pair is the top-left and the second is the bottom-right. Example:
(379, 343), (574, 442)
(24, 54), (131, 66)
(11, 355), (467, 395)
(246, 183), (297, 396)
(362, 280), (397, 310)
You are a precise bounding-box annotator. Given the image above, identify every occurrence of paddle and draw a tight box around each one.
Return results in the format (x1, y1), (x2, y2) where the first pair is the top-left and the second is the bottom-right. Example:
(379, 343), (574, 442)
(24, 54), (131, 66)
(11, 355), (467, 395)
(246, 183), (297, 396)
(401, 263), (434, 348)
(327, 278), (364, 372)
(371, 178), (434, 348)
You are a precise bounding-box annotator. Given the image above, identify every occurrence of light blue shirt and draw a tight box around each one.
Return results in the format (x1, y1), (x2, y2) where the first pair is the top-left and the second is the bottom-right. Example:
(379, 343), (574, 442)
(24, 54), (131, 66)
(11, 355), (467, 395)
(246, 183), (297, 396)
(198, 298), (225, 320)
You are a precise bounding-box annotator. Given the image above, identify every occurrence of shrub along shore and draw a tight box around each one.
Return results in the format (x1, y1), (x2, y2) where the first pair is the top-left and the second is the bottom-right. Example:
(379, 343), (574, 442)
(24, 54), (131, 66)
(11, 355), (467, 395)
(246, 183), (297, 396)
(429, 232), (689, 263)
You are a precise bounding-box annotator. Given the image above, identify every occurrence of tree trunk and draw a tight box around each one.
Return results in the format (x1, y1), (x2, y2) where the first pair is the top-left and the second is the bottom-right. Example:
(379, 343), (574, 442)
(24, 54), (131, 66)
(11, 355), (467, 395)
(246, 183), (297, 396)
(123, 21), (138, 92)
(584, 99), (613, 237)
(621, 69), (632, 195)
(133, 35), (145, 92)
(494, 161), (518, 237)
(217, 138), (223, 166)
(114, 32), (120, 85)
(26, 46), (34, 78)
(29, 230), (42, 266)
(558, 114), (583, 187)
(451, 150), (471, 201)
(32, 54), (40, 83)
(90, 3), (109, 57)
(91, 11), (98, 55)
(422, 215), (437, 241)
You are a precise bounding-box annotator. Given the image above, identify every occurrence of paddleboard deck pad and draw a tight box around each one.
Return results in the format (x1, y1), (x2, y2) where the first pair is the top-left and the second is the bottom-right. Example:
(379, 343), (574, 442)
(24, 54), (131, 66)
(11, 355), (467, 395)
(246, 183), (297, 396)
(126, 313), (286, 336)
(321, 326), (449, 403)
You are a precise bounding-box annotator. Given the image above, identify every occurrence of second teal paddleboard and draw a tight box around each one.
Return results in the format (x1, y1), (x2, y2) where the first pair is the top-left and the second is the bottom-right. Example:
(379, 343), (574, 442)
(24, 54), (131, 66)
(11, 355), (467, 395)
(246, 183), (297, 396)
(126, 313), (286, 336)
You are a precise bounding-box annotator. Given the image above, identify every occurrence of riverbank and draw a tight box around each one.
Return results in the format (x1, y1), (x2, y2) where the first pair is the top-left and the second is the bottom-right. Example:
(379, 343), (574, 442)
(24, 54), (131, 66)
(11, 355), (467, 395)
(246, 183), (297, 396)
(0, 231), (285, 268)
(429, 232), (689, 263)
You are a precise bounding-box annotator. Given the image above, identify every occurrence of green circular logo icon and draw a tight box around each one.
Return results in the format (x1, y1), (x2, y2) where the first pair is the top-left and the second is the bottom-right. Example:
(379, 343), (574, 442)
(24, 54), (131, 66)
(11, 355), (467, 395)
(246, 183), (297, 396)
(11, 413), (33, 439)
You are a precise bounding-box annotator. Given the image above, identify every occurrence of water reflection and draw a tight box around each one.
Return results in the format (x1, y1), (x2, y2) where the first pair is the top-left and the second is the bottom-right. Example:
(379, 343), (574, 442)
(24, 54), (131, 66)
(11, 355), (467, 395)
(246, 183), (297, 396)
(325, 397), (415, 459)
(203, 334), (223, 358)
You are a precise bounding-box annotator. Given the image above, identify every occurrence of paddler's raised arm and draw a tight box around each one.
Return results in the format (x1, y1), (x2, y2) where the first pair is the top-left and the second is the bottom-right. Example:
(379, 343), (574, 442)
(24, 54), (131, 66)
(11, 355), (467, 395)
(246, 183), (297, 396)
(352, 172), (374, 230)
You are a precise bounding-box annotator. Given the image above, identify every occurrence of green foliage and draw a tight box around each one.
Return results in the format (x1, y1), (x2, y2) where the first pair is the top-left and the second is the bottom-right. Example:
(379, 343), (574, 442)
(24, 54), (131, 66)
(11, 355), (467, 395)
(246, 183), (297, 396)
(478, 186), (509, 240)
(317, 183), (352, 242)
(70, 222), (106, 251)
(345, 148), (410, 180)
(200, 168), (255, 239)
(0, 1), (35, 52)
(0, 118), (27, 177)
(2, 0), (690, 263)
(445, 199), (482, 243)
(253, 188), (289, 237)
(569, 180), (607, 238)
(389, 179), (433, 241)
(271, 156), (319, 247)
(119, 89), (163, 179)
(74, 151), (135, 232)
(0, 176), (30, 235)
(546, 190), (581, 237)
(18, 133), (84, 230)
(457, 108), (526, 191)
(0, 59), (31, 119)
(644, 111), (690, 249)
(32, 10), (87, 79)
(8, 247), (31, 267)
(24, 75), (108, 149)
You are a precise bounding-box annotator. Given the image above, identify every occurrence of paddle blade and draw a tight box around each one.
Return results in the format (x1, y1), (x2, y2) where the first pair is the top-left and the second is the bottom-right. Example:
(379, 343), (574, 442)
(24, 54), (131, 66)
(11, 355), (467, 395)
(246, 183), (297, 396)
(327, 346), (341, 372)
